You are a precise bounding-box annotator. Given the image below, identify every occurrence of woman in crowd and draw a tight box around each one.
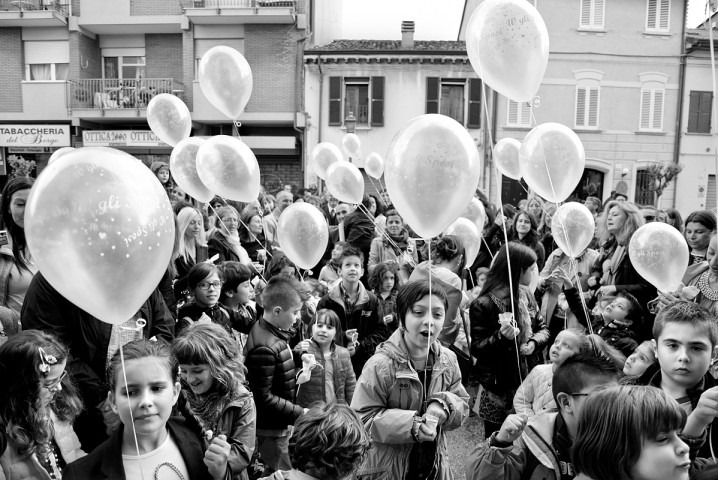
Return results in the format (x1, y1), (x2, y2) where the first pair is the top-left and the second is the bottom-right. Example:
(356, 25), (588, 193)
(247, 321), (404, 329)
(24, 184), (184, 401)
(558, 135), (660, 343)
(538, 202), (558, 255)
(174, 206), (208, 300)
(665, 208), (684, 234)
(684, 210), (715, 266)
(239, 209), (267, 264)
(508, 210), (545, 271)
(681, 232), (718, 315)
(208, 205), (251, 265)
(368, 194), (387, 238)
(525, 195), (544, 222)
(351, 280), (469, 479)
(0, 177), (36, 340)
(367, 209), (417, 281)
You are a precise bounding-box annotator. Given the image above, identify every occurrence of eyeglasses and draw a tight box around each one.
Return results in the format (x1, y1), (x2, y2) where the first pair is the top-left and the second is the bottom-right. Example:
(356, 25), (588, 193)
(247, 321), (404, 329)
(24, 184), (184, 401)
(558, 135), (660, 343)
(197, 281), (222, 291)
(43, 371), (67, 391)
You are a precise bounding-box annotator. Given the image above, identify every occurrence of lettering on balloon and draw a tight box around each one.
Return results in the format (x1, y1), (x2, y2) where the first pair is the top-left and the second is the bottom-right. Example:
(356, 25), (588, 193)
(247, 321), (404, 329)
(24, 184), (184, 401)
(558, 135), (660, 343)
(122, 215), (169, 248)
(97, 195), (121, 215)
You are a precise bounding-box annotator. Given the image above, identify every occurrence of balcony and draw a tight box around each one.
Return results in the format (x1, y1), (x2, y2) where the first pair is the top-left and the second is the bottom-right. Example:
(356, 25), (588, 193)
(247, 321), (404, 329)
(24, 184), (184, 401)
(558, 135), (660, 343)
(0, 0), (70, 26)
(180, 0), (295, 24)
(68, 78), (186, 118)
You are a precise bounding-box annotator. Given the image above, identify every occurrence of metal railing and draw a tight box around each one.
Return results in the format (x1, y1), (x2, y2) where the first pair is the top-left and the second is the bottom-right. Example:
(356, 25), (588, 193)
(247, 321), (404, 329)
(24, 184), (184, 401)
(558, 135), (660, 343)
(180, 0), (294, 8)
(68, 78), (186, 110)
(0, 0), (70, 16)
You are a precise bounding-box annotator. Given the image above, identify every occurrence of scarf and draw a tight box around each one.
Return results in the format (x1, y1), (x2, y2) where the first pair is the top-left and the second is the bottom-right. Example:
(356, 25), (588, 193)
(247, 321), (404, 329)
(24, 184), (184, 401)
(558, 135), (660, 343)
(183, 383), (243, 436)
(602, 244), (626, 287)
(383, 229), (409, 256)
(223, 232), (245, 261)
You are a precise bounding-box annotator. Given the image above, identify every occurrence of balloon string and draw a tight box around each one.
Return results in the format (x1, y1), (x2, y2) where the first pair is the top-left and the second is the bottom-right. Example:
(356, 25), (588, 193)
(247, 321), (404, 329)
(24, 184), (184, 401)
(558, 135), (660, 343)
(118, 341), (146, 480)
(427, 239), (432, 372)
(569, 257), (593, 335)
(708, 3), (718, 214)
(481, 81), (527, 413)
(356, 203), (416, 268)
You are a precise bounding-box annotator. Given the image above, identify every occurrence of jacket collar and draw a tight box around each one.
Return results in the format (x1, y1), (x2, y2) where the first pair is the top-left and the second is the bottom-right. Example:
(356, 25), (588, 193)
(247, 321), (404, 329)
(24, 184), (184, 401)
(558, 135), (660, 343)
(375, 329), (448, 380)
(259, 317), (295, 341)
(521, 412), (562, 478)
(328, 280), (371, 307)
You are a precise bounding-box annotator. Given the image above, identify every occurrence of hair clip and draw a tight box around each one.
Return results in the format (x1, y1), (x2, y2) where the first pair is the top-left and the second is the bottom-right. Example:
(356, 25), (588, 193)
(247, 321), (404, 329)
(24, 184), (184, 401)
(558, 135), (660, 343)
(38, 347), (57, 374)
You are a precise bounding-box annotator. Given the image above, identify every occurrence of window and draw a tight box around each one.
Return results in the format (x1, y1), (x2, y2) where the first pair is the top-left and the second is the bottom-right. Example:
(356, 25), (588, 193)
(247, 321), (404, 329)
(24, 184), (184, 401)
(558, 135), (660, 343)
(646, 0), (670, 32)
(635, 169), (655, 205)
(639, 88), (664, 131)
(103, 56), (146, 79)
(688, 91), (713, 134)
(329, 77), (384, 127)
(507, 100), (533, 127)
(575, 86), (600, 128)
(24, 40), (69, 81)
(579, 0), (605, 29)
(426, 77), (481, 128)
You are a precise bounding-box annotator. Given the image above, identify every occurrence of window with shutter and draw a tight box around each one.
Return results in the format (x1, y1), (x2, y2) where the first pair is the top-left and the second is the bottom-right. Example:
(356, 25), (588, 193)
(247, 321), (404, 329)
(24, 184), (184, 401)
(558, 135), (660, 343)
(688, 91), (713, 134)
(370, 77), (384, 126)
(507, 100), (532, 127)
(652, 90), (663, 130)
(426, 77), (440, 114)
(646, 0), (670, 32)
(579, 0), (605, 29)
(575, 86), (599, 129)
(468, 79), (482, 128)
(329, 77), (342, 126)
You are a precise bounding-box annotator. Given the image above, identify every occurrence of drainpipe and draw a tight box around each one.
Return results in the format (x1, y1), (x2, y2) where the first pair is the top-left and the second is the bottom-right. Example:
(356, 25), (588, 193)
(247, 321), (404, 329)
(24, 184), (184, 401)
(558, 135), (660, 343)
(294, 0), (313, 188)
(672, 11), (688, 209)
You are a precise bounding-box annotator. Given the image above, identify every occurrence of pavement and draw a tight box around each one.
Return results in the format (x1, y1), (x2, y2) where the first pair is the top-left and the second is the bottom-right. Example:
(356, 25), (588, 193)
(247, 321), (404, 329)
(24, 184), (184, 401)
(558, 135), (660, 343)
(447, 413), (486, 479)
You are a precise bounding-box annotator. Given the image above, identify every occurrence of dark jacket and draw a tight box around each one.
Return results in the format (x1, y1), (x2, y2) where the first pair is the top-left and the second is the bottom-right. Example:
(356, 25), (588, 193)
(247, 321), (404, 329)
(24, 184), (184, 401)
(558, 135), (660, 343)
(564, 286), (638, 357)
(342, 210), (375, 257)
(292, 339), (356, 407)
(245, 318), (304, 430)
(177, 302), (254, 337)
(316, 282), (387, 376)
(62, 418), (212, 480)
(174, 245), (209, 299)
(208, 231), (245, 264)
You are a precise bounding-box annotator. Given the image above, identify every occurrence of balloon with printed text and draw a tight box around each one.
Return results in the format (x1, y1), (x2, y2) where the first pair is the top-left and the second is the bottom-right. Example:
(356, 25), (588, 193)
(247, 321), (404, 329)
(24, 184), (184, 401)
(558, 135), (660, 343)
(170, 137), (213, 203)
(196, 135), (260, 202)
(25, 147), (175, 325)
(277, 203), (329, 270)
(325, 161), (365, 204)
(311, 143), (343, 180)
(494, 137), (522, 180)
(629, 222), (689, 293)
(519, 123), (585, 203)
(146, 93), (192, 147)
(385, 114), (482, 239)
(198, 46), (253, 120)
(551, 202), (595, 258)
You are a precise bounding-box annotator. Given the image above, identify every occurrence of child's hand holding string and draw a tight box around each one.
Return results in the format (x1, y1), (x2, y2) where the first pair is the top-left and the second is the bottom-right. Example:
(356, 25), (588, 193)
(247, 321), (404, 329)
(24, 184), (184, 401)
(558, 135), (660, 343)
(684, 387), (718, 437)
(204, 433), (231, 480)
(495, 413), (528, 445)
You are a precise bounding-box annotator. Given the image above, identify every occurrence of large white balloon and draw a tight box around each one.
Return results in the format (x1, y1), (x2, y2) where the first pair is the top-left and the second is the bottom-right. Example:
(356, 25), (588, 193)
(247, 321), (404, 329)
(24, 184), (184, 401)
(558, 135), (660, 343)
(198, 46), (253, 120)
(277, 203), (329, 270)
(629, 222), (690, 293)
(551, 202), (595, 258)
(196, 135), (260, 202)
(146, 93), (191, 147)
(325, 161), (364, 204)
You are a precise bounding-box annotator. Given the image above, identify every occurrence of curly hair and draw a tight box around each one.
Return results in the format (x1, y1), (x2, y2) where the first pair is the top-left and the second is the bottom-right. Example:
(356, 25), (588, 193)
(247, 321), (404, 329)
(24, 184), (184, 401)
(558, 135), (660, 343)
(0, 330), (83, 456)
(290, 403), (370, 478)
(598, 201), (644, 246)
(509, 210), (540, 247)
(368, 262), (399, 294)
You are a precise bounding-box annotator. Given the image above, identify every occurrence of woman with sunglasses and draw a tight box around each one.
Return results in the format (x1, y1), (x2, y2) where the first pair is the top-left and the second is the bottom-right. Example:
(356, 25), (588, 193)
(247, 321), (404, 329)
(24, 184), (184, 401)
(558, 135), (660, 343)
(0, 330), (85, 479)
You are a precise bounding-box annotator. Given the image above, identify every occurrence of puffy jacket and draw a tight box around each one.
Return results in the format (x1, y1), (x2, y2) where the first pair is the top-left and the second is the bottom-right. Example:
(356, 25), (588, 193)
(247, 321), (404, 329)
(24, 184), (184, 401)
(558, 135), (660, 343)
(0, 413), (85, 480)
(316, 282), (387, 377)
(350, 329), (469, 480)
(245, 318), (304, 430)
(292, 340), (356, 407)
(466, 412), (562, 480)
(512, 364), (556, 418)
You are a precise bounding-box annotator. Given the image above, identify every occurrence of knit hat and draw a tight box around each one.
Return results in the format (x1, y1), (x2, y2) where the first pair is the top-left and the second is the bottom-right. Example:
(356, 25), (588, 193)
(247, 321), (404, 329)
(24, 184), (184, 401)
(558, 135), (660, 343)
(150, 161), (170, 174)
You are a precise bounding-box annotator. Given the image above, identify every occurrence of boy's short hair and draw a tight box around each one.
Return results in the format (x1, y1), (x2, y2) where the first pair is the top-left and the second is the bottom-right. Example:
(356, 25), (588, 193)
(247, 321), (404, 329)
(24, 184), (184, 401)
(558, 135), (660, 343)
(340, 244), (364, 265)
(653, 301), (718, 347)
(290, 403), (370, 479)
(616, 292), (643, 323)
(262, 276), (301, 311)
(218, 261), (252, 299)
(552, 351), (621, 404)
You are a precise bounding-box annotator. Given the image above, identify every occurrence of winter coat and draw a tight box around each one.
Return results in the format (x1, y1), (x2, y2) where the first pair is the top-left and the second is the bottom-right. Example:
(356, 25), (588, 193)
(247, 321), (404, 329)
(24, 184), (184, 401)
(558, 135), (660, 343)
(512, 364), (556, 418)
(0, 245), (21, 340)
(466, 412), (563, 480)
(292, 339), (356, 407)
(538, 248), (599, 323)
(350, 329), (469, 480)
(316, 282), (387, 377)
(342, 210), (375, 259)
(178, 386), (256, 480)
(244, 318), (304, 431)
(260, 470), (320, 480)
(208, 231), (251, 265)
(594, 241), (656, 309)
(177, 302), (254, 337)
(63, 418), (211, 480)
(0, 413), (84, 480)
(174, 245), (209, 299)
(367, 235), (417, 275)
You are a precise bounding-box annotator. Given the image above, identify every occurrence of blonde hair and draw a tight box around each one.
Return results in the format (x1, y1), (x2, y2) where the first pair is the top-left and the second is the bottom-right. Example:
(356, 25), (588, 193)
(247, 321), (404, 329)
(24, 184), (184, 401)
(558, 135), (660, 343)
(177, 207), (206, 263)
(598, 201), (644, 246)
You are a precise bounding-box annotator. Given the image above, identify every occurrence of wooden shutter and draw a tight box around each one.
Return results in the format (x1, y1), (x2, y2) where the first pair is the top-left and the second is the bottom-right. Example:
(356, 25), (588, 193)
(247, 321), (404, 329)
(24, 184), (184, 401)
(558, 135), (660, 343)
(658, 0), (669, 29)
(594, 0), (605, 27)
(647, 0), (670, 30)
(640, 89), (652, 130)
(576, 87), (587, 126)
(588, 87), (599, 127)
(688, 91), (701, 132)
(520, 102), (532, 125)
(580, 0), (591, 27)
(426, 77), (440, 114)
(699, 92), (713, 133)
(329, 76), (342, 126)
(652, 90), (664, 130)
(508, 100), (519, 125)
(370, 76), (384, 126)
(468, 78), (482, 128)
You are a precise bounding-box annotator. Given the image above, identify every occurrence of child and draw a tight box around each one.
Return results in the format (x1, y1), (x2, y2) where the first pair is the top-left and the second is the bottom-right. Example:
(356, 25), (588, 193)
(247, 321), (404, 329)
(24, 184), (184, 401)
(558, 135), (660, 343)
(177, 263), (253, 337)
(294, 309), (356, 407)
(572, 385), (690, 480)
(368, 262), (399, 332)
(245, 277), (306, 475)
(559, 269), (642, 357)
(470, 267), (489, 298)
(64, 339), (221, 479)
(151, 161), (173, 198)
(0, 330), (85, 479)
(219, 261), (261, 352)
(316, 245), (387, 377)
(259, 403), (370, 480)
(174, 322), (256, 480)
(513, 329), (588, 417)
(638, 301), (718, 460)
(623, 340), (656, 377)
(318, 241), (347, 291)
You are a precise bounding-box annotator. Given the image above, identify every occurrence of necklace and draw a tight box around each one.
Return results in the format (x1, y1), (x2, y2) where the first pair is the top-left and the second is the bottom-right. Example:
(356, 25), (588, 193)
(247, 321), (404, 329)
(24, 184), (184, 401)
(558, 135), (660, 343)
(39, 442), (62, 480)
(154, 462), (186, 480)
(697, 272), (718, 301)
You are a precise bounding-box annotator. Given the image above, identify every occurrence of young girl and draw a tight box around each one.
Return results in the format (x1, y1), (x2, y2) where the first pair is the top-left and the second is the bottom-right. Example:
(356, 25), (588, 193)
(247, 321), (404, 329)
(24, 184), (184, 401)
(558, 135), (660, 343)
(151, 161), (174, 199)
(174, 323), (256, 480)
(63, 339), (220, 480)
(351, 281), (469, 479)
(512, 328), (588, 417)
(623, 340), (656, 377)
(177, 263), (253, 337)
(294, 309), (356, 407)
(572, 385), (690, 480)
(0, 330), (84, 479)
(369, 262), (399, 332)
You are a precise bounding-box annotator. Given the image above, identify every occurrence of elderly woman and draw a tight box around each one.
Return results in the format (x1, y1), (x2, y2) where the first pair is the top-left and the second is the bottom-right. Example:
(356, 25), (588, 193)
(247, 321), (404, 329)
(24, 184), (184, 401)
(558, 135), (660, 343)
(367, 209), (417, 281)
(208, 205), (251, 265)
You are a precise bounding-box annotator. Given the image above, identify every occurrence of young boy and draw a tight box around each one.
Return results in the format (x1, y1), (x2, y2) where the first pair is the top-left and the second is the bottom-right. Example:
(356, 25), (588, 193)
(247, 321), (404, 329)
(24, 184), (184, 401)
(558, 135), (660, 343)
(316, 245), (387, 376)
(639, 301), (718, 460)
(219, 261), (262, 328)
(245, 277), (307, 475)
(467, 352), (621, 479)
(559, 271), (642, 357)
(318, 241), (348, 291)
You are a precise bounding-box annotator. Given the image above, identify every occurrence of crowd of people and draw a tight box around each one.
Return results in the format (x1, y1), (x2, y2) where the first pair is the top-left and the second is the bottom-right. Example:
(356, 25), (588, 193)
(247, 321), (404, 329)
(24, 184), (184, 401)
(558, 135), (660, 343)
(2, 161), (718, 480)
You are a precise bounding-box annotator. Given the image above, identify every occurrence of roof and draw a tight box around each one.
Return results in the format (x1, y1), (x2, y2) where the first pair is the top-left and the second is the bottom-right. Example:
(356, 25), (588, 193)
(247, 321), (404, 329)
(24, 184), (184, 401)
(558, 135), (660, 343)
(305, 39), (467, 54)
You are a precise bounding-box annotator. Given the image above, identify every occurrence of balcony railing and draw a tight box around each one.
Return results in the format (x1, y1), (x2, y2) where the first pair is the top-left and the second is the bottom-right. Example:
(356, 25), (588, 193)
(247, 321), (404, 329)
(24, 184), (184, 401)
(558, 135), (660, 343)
(181, 0), (294, 9)
(0, 0), (70, 16)
(68, 78), (186, 110)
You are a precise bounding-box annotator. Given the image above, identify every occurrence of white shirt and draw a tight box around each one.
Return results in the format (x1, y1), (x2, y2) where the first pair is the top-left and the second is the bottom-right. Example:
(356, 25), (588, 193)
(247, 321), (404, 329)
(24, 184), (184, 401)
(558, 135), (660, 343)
(122, 431), (190, 480)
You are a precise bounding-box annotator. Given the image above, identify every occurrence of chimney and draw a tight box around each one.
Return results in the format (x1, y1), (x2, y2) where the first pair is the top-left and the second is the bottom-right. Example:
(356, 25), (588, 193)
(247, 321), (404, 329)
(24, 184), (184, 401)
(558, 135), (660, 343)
(401, 20), (415, 49)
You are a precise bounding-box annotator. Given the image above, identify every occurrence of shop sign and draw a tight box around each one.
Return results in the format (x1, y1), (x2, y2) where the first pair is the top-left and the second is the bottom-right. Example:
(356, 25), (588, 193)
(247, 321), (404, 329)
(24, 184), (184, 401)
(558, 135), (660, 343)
(0, 125), (70, 147)
(8, 147), (52, 154)
(83, 130), (169, 148)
